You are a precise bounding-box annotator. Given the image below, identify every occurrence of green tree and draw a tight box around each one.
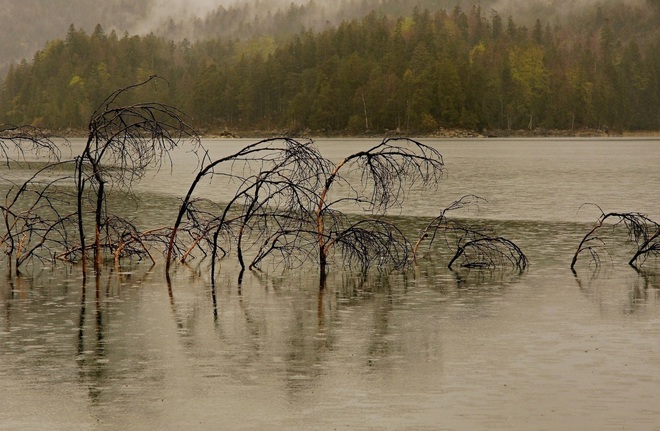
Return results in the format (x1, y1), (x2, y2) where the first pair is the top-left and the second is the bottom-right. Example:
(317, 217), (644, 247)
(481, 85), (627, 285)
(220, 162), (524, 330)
(436, 56), (463, 126)
(507, 45), (549, 129)
(402, 42), (437, 131)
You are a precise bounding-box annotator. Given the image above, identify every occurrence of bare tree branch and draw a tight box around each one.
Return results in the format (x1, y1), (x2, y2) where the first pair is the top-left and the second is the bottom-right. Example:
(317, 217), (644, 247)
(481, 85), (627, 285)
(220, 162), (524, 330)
(0, 124), (63, 166)
(78, 76), (199, 273)
(413, 195), (527, 272)
(316, 137), (444, 280)
(571, 206), (660, 272)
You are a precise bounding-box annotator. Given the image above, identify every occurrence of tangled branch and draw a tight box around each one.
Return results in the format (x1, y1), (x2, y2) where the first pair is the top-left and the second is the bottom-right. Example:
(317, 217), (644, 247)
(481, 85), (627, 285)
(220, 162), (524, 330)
(316, 137), (444, 279)
(571, 206), (660, 272)
(413, 195), (527, 272)
(0, 124), (63, 166)
(166, 138), (329, 275)
(79, 75), (199, 273)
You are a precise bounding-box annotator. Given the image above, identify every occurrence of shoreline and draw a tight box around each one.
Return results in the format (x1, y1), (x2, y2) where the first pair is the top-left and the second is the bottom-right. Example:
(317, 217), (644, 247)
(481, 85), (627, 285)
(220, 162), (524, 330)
(50, 127), (660, 140)
(199, 127), (660, 140)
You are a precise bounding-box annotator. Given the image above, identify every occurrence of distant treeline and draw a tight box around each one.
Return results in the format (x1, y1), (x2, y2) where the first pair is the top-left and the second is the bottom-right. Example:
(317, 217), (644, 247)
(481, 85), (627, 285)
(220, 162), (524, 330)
(1, 4), (658, 133)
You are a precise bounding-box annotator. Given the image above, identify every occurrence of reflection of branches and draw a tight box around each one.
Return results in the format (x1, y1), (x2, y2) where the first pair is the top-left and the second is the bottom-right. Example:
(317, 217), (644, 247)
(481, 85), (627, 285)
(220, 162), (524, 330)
(451, 267), (512, 287)
(636, 268), (660, 288)
(628, 270), (660, 313)
(413, 195), (527, 272)
(573, 266), (660, 315)
(571, 206), (660, 272)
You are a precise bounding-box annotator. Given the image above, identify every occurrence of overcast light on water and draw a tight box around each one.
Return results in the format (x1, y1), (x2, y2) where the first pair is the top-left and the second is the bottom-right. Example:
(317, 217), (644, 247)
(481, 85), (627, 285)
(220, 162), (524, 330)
(1, 137), (659, 430)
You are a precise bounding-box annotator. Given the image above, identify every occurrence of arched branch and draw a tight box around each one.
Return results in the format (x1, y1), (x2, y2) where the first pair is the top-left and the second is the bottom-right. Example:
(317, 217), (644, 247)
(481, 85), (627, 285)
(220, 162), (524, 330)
(413, 195), (527, 272)
(448, 237), (528, 271)
(78, 76), (199, 272)
(571, 207), (660, 272)
(166, 138), (329, 275)
(0, 124), (63, 166)
(412, 194), (486, 262)
(316, 137), (444, 279)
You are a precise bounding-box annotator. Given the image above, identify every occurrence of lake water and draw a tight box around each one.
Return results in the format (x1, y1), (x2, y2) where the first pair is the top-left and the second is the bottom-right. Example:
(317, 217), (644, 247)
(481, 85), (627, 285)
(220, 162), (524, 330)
(1, 137), (659, 430)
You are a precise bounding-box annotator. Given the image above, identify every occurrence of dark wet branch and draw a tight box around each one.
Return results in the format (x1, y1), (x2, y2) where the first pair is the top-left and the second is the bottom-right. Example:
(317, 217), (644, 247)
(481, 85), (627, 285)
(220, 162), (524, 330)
(413, 195), (527, 272)
(167, 138), (329, 276)
(448, 236), (528, 270)
(78, 76), (200, 272)
(0, 124), (64, 166)
(330, 219), (411, 273)
(320, 137), (444, 215)
(571, 208), (660, 272)
(316, 137), (444, 280)
(629, 230), (660, 269)
(166, 136), (444, 285)
(412, 194), (486, 262)
(1, 161), (78, 272)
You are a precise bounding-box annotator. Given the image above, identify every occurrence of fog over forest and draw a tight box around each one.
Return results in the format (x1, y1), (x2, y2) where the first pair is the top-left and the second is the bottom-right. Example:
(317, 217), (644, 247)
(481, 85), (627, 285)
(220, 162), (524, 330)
(0, 0), (657, 133)
(1, 0), (655, 74)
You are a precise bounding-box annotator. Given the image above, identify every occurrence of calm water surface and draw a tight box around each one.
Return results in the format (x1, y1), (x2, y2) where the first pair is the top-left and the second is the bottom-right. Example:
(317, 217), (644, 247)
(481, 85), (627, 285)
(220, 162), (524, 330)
(1, 138), (659, 430)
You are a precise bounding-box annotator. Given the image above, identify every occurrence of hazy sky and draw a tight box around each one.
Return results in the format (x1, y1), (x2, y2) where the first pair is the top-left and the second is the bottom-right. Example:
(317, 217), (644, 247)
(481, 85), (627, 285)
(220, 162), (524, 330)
(130, 0), (308, 34)
(138, 0), (650, 28)
(148, 0), (306, 15)
(122, 0), (654, 36)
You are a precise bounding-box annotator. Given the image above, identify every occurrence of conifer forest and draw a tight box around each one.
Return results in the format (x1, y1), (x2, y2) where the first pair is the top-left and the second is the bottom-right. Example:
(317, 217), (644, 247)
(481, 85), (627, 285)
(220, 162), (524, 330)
(0, 0), (658, 135)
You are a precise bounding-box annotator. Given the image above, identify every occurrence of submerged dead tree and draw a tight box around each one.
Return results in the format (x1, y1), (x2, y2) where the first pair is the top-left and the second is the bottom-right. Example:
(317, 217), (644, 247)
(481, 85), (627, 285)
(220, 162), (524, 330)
(166, 138), (330, 282)
(2, 85), (528, 286)
(1, 162), (78, 273)
(571, 207), (660, 272)
(0, 125), (68, 276)
(76, 76), (198, 274)
(413, 195), (528, 272)
(315, 138), (444, 280)
(1, 80), (199, 275)
(166, 137), (445, 286)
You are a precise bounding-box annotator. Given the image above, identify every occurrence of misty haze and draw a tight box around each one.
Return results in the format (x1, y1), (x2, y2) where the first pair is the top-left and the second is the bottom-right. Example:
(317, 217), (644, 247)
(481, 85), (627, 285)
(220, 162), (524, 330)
(0, 0), (659, 430)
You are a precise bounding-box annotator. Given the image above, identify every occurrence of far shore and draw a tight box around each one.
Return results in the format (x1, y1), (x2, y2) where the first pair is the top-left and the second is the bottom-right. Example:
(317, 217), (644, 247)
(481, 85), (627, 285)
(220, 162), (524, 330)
(49, 127), (660, 140)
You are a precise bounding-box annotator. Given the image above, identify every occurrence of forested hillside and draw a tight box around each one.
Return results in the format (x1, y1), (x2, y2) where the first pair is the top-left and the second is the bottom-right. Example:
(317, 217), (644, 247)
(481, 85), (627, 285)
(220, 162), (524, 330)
(0, 0), (484, 74)
(0, 0), (152, 74)
(1, 1), (658, 134)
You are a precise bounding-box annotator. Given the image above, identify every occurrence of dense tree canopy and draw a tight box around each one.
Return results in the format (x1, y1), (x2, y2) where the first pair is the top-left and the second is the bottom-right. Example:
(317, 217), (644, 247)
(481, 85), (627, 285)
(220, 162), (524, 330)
(0, 2), (658, 134)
